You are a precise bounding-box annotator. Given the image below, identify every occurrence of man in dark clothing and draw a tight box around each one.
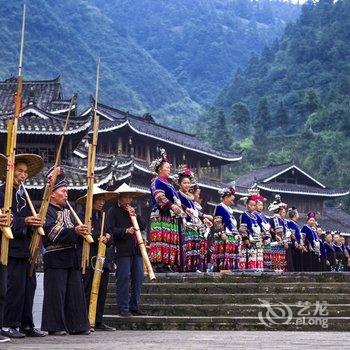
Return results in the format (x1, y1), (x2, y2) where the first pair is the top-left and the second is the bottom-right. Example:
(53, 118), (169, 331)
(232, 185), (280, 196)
(76, 186), (117, 331)
(0, 213), (11, 343)
(0, 153), (46, 339)
(107, 183), (146, 317)
(41, 168), (90, 336)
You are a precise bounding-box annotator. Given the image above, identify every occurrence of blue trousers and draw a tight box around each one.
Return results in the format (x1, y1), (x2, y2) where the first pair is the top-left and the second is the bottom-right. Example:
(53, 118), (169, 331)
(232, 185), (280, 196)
(115, 255), (144, 312)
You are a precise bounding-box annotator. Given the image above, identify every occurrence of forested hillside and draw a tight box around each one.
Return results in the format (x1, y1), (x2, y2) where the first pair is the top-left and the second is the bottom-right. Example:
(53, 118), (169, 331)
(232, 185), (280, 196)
(90, 0), (300, 104)
(0, 0), (299, 128)
(206, 0), (350, 209)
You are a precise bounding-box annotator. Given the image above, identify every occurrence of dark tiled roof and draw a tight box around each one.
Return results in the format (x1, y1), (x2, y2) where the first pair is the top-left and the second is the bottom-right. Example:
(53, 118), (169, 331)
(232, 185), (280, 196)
(0, 77), (69, 114)
(73, 142), (120, 164)
(49, 100), (72, 114)
(62, 150), (116, 171)
(132, 158), (151, 172)
(197, 177), (236, 192)
(87, 102), (242, 162)
(320, 207), (350, 233)
(19, 154), (130, 191)
(24, 165), (112, 190)
(235, 162), (348, 198)
(258, 182), (349, 198)
(235, 162), (293, 188)
(0, 106), (90, 135)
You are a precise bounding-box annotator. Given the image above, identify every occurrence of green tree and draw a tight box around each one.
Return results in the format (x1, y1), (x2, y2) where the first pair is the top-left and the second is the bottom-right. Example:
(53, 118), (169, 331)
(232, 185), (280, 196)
(253, 97), (270, 144)
(274, 101), (288, 129)
(320, 152), (337, 184)
(304, 89), (320, 115)
(254, 97), (270, 130)
(213, 110), (232, 151)
(228, 102), (251, 138)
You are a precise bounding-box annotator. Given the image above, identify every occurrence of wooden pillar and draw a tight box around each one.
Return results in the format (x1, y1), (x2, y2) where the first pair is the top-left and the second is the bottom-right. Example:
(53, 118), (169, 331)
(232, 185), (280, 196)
(68, 139), (72, 156)
(172, 153), (177, 170)
(146, 145), (151, 163)
(196, 160), (201, 178)
(117, 136), (122, 155)
(218, 166), (222, 181)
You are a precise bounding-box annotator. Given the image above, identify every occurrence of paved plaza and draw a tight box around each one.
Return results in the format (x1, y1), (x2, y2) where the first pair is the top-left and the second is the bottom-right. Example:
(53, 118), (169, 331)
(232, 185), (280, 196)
(3, 273), (343, 350)
(2, 331), (350, 350)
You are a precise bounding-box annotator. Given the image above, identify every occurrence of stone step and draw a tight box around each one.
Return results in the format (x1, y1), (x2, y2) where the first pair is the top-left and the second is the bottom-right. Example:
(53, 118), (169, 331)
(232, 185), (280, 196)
(104, 303), (350, 317)
(109, 272), (350, 284)
(103, 315), (350, 331)
(105, 292), (350, 305)
(107, 282), (350, 294)
(103, 272), (350, 331)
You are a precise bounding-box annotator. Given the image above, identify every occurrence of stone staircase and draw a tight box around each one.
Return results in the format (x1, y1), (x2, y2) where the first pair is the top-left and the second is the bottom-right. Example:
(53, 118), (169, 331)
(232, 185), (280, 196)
(104, 272), (350, 331)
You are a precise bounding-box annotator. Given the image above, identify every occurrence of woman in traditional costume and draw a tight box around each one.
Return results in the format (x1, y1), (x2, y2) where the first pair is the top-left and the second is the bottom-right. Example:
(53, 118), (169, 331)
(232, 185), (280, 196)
(189, 184), (212, 272)
(268, 195), (291, 272)
(253, 192), (272, 271)
(301, 212), (320, 271)
(287, 207), (304, 271)
(148, 149), (183, 272)
(211, 186), (238, 271)
(239, 194), (264, 270)
(177, 173), (212, 272)
(333, 233), (349, 271)
(177, 169), (199, 272)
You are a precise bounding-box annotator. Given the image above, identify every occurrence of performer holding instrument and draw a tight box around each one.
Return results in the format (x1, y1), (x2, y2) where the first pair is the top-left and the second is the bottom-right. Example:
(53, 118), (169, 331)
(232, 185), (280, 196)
(76, 186), (118, 331)
(0, 211), (11, 343)
(107, 183), (148, 317)
(0, 6), (45, 341)
(81, 58), (100, 275)
(41, 168), (90, 336)
(0, 154), (45, 339)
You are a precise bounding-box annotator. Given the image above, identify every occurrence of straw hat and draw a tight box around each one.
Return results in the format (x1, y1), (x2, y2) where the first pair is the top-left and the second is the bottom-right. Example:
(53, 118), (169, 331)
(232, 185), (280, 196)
(76, 185), (119, 205)
(0, 153), (44, 180)
(114, 183), (146, 198)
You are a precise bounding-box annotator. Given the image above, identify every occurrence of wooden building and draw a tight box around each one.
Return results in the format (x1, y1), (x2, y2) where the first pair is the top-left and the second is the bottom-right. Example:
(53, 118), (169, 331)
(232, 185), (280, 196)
(80, 100), (243, 207)
(0, 76), (349, 232)
(0, 77), (242, 207)
(234, 162), (350, 233)
(0, 77), (89, 163)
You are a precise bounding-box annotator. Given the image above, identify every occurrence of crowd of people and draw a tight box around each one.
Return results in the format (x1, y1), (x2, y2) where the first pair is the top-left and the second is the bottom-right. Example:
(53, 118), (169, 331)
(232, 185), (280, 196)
(0, 148), (349, 344)
(0, 153), (146, 343)
(148, 149), (350, 274)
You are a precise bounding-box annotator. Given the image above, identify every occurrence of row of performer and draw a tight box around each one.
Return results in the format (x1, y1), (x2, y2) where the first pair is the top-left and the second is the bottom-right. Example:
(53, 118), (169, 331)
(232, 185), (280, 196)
(0, 153), (148, 342)
(0, 149), (349, 343)
(148, 149), (350, 273)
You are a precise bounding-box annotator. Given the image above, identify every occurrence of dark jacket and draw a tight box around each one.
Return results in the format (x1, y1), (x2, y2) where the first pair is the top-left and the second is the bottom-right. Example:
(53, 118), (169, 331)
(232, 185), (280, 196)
(79, 209), (114, 270)
(42, 203), (80, 269)
(106, 203), (146, 258)
(0, 184), (33, 259)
